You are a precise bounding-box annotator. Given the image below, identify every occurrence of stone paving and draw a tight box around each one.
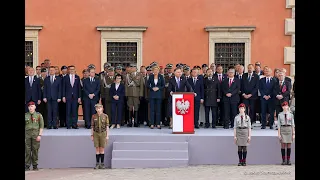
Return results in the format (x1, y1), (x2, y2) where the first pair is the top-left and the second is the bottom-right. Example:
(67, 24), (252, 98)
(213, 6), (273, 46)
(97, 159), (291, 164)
(26, 165), (295, 180)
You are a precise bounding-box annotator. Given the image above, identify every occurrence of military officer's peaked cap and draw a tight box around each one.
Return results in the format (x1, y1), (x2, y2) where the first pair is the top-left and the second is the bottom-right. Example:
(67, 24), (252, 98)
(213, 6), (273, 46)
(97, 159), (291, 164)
(28, 101), (36, 107)
(166, 64), (173, 69)
(88, 64), (95, 69)
(116, 65), (122, 70)
(146, 66), (152, 71)
(129, 63), (137, 67)
(281, 101), (289, 107)
(202, 64), (208, 68)
(193, 65), (201, 69)
(94, 103), (103, 108)
(108, 66), (115, 71)
(150, 61), (158, 66)
(61, 65), (68, 70)
(104, 62), (111, 68)
(176, 63), (183, 68)
(183, 66), (190, 71)
(41, 68), (47, 73)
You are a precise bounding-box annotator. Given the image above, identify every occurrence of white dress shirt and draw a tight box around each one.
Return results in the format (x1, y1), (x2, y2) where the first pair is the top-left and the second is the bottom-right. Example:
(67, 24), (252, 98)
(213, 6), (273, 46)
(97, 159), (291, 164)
(115, 83), (120, 90)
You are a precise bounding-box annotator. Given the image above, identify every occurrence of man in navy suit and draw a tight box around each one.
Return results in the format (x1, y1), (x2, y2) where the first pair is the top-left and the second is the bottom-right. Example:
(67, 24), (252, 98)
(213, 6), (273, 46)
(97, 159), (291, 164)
(214, 65), (227, 126)
(167, 68), (193, 129)
(236, 65), (245, 104)
(109, 74), (125, 129)
(241, 64), (259, 126)
(59, 65), (68, 127)
(25, 67), (41, 112)
(187, 68), (204, 129)
(62, 65), (81, 129)
(259, 67), (276, 129)
(221, 67), (241, 129)
(83, 68), (100, 129)
(43, 66), (62, 129)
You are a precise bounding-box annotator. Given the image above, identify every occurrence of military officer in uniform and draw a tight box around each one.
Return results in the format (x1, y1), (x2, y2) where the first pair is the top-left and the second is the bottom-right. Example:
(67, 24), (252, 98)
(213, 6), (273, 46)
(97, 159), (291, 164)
(115, 65), (125, 83)
(100, 66), (114, 116)
(125, 64), (144, 127)
(233, 103), (251, 166)
(163, 64), (174, 126)
(25, 102), (44, 171)
(81, 69), (89, 127)
(201, 64), (208, 77)
(278, 101), (295, 165)
(38, 68), (48, 127)
(91, 104), (110, 169)
(99, 62), (111, 79)
(183, 66), (191, 79)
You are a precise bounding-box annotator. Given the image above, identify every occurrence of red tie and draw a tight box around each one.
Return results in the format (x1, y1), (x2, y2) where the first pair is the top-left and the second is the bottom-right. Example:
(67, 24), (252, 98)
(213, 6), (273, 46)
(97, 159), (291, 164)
(219, 75), (222, 82)
(229, 79), (232, 87)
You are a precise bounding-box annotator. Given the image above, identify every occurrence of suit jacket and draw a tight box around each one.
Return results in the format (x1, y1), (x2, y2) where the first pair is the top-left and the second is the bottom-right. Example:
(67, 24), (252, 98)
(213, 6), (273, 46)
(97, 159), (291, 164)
(83, 77), (100, 101)
(203, 76), (221, 107)
(241, 73), (259, 99)
(25, 76), (41, 102)
(259, 77), (276, 100)
(214, 73), (227, 84)
(125, 72), (144, 97)
(221, 77), (241, 103)
(62, 74), (81, 100)
(167, 76), (193, 95)
(187, 76), (204, 101)
(109, 83), (125, 103)
(274, 80), (292, 105)
(147, 74), (165, 99)
(164, 73), (175, 98)
(43, 75), (62, 100)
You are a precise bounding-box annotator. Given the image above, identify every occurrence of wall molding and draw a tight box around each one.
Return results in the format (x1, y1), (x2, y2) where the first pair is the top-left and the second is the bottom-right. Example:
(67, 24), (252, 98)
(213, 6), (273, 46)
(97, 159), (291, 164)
(25, 25), (42, 68)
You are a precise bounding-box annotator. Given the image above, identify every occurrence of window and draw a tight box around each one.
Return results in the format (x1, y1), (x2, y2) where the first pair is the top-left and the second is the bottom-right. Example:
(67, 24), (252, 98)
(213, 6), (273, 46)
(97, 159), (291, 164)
(107, 42), (137, 68)
(214, 43), (245, 72)
(25, 41), (34, 67)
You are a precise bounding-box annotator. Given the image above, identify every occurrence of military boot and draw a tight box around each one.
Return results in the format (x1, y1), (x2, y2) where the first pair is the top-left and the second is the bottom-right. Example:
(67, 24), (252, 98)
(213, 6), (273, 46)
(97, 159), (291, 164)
(33, 165), (39, 171)
(94, 163), (100, 169)
(25, 166), (30, 171)
(133, 111), (139, 127)
(99, 163), (105, 169)
(127, 111), (133, 127)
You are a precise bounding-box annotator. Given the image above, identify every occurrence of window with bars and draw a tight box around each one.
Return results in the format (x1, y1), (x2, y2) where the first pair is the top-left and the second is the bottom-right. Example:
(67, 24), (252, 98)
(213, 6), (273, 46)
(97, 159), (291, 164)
(25, 41), (34, 67)
(214, 43), (245, 73)
(107, 42), (137, 68)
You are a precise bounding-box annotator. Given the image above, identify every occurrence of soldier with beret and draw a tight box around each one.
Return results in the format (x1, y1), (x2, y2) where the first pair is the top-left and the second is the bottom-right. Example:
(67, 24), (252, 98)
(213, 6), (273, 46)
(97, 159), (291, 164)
(59, 65), (68, 127)
(162, 64), (174, 126)
(25, 102), (44, 171)
(100, 66), (115, 119)
(233, 103), (251, 166)
(90, 103), (109, 169)
(278, 101), (295, 165)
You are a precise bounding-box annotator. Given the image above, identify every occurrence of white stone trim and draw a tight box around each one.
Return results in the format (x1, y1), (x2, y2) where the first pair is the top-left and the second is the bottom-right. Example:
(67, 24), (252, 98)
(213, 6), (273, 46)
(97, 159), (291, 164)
(286, 0), (295, 8)
(290, 64), (295, 76)
(285, 19), (295, 35)
(284, 47), (295, 64)
(97, 26), (147, 70)
(292, 8), (295, 19)
(205, 26), (256, 69)
(291, 34), (295, 47)
(25, 26), (42, 68)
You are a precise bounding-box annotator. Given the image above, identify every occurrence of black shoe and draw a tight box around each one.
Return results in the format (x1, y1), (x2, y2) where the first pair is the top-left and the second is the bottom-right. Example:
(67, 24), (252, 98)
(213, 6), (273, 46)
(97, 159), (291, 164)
(195, 126), (199, 129)
(67, 127), (71, 129)
(134, 123), (139, 127)
(72, 126), (79, 129)
(47, 126), (52, 129)
(224, 126), (229, 129)
(212, 126), (216, 129)
(281, 160), (286, 165)
(261, 126), (266, 129)
(199, 122), (204, 127)
(286, 160), (291, 165)
(53, 127), (58, 129)
(25, 166), (30, 171)
(127, 123), (133, 127)
(238, 162), (242, 166)
(33, 165), (39, 171)
(270, 126), (274, 129)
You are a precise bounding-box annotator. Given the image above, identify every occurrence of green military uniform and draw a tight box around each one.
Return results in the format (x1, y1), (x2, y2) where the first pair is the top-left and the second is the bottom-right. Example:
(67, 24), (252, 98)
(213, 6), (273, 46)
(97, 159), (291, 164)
(100, 73), (114, 116)
(25, 112), (44, 170)
(38, 76), (48, 127)
(163, 71), (174, 125)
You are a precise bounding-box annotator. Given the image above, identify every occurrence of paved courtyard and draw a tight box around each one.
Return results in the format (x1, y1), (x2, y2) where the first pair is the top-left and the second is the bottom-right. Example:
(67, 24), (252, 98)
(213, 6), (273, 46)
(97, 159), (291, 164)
(26, 165), (295, 180)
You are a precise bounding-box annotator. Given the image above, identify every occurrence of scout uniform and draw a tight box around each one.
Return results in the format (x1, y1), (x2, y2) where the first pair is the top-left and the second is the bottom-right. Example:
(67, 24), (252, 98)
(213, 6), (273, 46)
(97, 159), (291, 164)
(278, 101), (295, 165)
(125, 64), (144, 127)
(100, 67), (114, 115)
(234, 103), (251, 166)
(25, 102), (44, 171)
(91, 104), (109, 169)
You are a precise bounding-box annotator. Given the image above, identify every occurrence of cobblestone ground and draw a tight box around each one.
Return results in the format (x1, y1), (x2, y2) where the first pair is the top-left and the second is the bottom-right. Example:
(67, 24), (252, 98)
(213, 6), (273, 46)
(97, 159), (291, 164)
(26, 165), (295, 180)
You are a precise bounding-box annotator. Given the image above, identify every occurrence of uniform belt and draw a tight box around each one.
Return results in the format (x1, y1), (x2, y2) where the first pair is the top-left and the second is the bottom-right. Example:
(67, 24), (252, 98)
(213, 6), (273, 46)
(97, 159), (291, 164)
(237, 127), (248, 129)
(281, 125), (291, 127)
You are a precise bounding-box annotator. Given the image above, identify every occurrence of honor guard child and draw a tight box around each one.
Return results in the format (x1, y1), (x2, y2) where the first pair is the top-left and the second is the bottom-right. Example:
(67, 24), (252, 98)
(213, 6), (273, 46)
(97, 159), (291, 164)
(234, 103), (251, 166)
(278, 101), (295, 165)
(91, 103), (110, 169)
(25, 102), (44, 171)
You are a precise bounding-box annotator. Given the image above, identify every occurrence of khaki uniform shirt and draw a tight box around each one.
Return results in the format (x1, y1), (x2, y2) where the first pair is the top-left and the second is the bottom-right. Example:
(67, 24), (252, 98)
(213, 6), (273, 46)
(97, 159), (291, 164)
(91, 113), (109, 133)
(25, 112), (44, 131)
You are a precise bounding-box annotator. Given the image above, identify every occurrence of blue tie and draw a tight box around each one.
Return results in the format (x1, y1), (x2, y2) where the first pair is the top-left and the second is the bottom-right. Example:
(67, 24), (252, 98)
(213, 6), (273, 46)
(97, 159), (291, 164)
(177, 78), (180, 89)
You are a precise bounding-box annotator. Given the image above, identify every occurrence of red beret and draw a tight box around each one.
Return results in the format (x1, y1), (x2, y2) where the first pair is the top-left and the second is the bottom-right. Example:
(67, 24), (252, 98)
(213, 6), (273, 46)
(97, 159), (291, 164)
(28, 101), (35, 106)
(159, 65), (163, 68)
(238, 103), (246, 108)
(281, 101), (288, 106)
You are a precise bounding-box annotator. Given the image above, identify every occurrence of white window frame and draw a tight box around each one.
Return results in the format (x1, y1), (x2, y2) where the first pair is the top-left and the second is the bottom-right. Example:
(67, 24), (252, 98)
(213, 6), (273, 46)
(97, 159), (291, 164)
(97, 26), (147, 71)
(205, 26), (255, 70)
(25, 25), (42, 68)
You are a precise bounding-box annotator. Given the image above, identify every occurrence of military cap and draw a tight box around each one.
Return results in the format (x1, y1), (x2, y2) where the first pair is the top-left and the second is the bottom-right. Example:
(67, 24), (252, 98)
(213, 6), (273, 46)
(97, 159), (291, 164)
(202, 64), (208, 68)
(94, 103), (103, 108)
(281, 101), (289, 107)
(61, 65), (68, 70)
(238, 103), (246, 108)
(104, 62), (111, 68)
(193, 65), (201, 69)
(130, 63), (137, 67)
(176, 63), (183, 68)
(166, 64), (173, 69)
(28, 101), (36, 107)
(108, 66), (115, 71)
(41, 68), (47, 73)
(116, 65), (122, 70)
(183, 66), (190, 71)
(146, 66), (152, 71)
(88, 64), (95, 69)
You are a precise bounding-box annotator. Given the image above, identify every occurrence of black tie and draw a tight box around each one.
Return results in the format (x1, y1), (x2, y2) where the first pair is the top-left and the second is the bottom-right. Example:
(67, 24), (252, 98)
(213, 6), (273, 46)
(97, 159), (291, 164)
(240, 75), (242, 80)
(248, 74), (251, 82)
(241, 115), (244, 127)
(284, 114), (287, 125)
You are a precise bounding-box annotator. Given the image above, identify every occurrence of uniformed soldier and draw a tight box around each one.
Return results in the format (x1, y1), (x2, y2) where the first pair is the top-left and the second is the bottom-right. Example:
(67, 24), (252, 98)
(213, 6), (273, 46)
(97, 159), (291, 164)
(233, 103), (251, 166)
(162, 64), (174, 126)
(125, 64), (144, 127)
(91, 104), (109, 169)
(115, 65), (125, 81)
(100, 66), (114, 116)
(183, 66), (191, 79)
(99, 62), (111, 79)
(138, 65), (149, 125)
(202, 64), (208, 76)
(25, 101), (44, 171)
(278, 101), (295, 165)
(38, 68), (48, 128)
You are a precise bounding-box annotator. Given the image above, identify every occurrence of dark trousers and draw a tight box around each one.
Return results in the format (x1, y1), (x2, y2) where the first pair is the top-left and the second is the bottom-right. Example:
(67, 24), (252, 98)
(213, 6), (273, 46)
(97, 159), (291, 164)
(47, 99), (58, 127)
(124, 97), (129, 124)
(261, 99), (275, 127)
(254, 98), (261, 121)
(194, 101), (200, 127)
(58, 101), (66, 127)
(66, 98), (78, 128)
(162, 98), (169, 125)
(38, 101), (48, 127)
(205, 106), (217, 127)
(101, 98), (106, 114)
(275, 104), (283, 118)
(111, 102), (123, 125)
(81, 100), (86, 126)
(84, 99), (98, 127)
(138, 97), (148, 124)
(223, 102), (238, 128)
(217, 101), (224, 125)
(243, 98), (256, 125)
(150, 98), (162, 126)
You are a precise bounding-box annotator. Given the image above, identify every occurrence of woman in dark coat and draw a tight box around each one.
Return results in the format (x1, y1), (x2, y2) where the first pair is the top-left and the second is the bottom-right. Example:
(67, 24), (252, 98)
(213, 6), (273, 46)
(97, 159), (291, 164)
(203, 68), (221, 128)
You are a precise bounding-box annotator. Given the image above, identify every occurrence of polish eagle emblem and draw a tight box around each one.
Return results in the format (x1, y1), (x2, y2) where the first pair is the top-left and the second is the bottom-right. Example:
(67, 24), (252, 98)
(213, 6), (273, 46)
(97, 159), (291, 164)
(176, 99), (190, 115)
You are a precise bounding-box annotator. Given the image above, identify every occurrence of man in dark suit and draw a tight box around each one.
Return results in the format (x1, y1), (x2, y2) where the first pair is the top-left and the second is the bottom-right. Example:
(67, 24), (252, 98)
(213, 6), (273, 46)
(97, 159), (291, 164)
(59, 65), (68, 127)
(203, 68), (221, 128)
(259, 67), (276, 129)
(83, 68), (100, 129)
(274, 71), (291, 117)
(62, 65), (81, 129)
(214, 65), (227, 126)
(187, 68), (204, 129)
(167, 67), (193, 129)
(221, 67), (241, 129)
(236, 65), (245, 104)
(43, 66), (62, 129)
(241, 64), (259, 126)
(109, 74), (125, 129)
(25, 67), (41, 112)
(253, 63), (264, 76)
